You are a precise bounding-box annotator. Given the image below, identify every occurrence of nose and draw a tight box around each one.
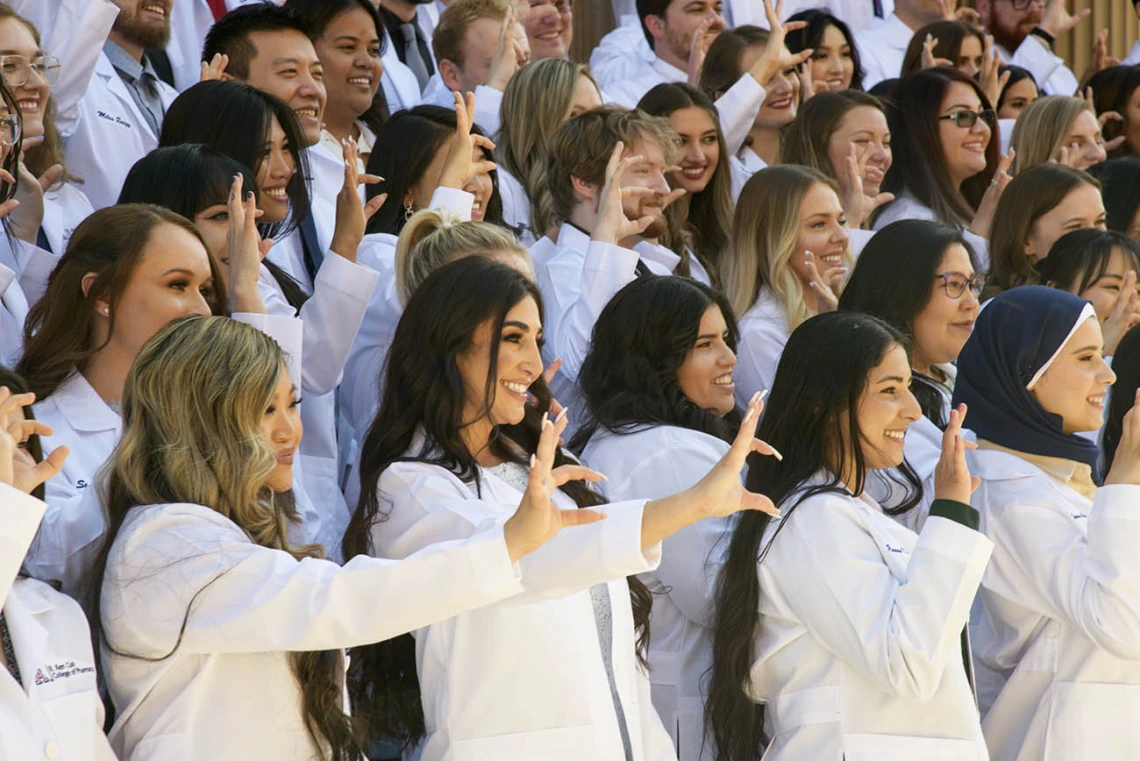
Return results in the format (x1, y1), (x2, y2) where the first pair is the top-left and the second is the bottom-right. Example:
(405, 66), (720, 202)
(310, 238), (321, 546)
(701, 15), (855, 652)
(297, 73), (325, 102)
(681, 139), (703, 165)
(901, 388), (923, 422)
(269, 149), (292, 180)
(832, 222), (849, 249)
(189, 289), (213, 317)
(826, 54), (843, 75)
(707, 9), (725, 29)
(717, 343), (737, 368)
(872, 142), (891, 164)
(523, 339), (543, 379)
(1099, 357), (1118, 387)
(272, 409), (300, 444)
(971, 116), (991, 136)
(650, 169), (671, 195)
(962, 286), (980, 310)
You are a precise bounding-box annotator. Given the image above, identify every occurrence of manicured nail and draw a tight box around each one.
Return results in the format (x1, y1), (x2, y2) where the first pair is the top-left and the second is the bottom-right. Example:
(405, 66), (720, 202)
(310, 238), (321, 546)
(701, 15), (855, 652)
(770, 446), (784, 461)
(530, 454), (537, 469)
(757, 389), (769, 403)
(556, 407), (568, 423)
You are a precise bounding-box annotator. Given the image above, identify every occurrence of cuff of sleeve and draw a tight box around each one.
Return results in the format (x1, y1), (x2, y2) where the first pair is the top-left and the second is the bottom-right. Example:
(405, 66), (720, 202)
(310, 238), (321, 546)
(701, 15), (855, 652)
(315, 248), (382, 302)
(428, 187), (476, 221)
(1090, 484), (1140, 522)
(0, 483), (47, 590)
(602, 500), (662, 573)
(466, 525), (526, 596)
(929, 499), (980, 530)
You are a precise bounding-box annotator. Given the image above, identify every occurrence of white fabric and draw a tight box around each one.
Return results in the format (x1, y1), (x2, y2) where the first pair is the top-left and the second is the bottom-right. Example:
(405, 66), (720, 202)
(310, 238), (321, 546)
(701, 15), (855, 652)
(751, 482), (993, 760)
(41, 182), (94, 256)
(591, 15), (654, 91)
(102, 501), (525, 761)
(498, 167), (537, 247)
(1123, 39), (1140, 66)
(584, 425), (732, 761)
(421, 74), (503, 136)
(1002, 37), (1079, 97)
(0, 483), (116, 761)
(872, 191), (990, 272)
(733, 286), (791, 409)
(369, 458), (673, 761)
(0, 238), (36, 367)
(855, 13), (913, 90)
(380, 21), (425, 111)
(968, 448), (1140, 761)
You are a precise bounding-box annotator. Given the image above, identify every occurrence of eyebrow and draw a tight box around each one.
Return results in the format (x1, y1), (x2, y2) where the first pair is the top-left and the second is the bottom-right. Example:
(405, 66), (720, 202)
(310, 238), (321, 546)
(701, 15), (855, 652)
(0, 49), (37, 56)
(875, 375), (907, 384)
(160, 267), (198, 277)
(503, 320), (531, 331)
(695, 332), (720, 341)
(1070, 345), (1100, 354)
(943, 103), (978, 112)
(271, 57), (301, 66)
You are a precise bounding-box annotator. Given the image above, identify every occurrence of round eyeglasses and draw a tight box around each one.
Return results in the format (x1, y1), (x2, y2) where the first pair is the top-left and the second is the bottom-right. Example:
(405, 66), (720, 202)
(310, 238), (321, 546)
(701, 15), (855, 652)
(0, 55), (61, 88)
(935, 272), (985, 299)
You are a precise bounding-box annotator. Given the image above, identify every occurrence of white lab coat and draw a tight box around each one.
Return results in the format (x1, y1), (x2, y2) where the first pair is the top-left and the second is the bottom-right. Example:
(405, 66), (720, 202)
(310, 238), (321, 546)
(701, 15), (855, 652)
(968, 447), (1140, 761)
(633, 240), (712, 286)
(872, 191), (991, 273)
(41, 183), (94, 256)
(1124, 40), (1140, 66)
(421, 74), (503, 136)
(733, 286), (790, 410)
(64, 51), (179, 211)
(584, 425), (732, 761)
(751, 478), (993, 760)
(0, 483), (115, 761)
(855, 13), (913, 90)
(380, 23), (425, 113)
(1000, 37), (1079, 97)
(603, 57), (765, 158)
(591, 16), (655, 91)
(497, 168), (537, 247)
(101, 501), (526, 761)
(369, 458), (675, 761)
(0, 239), (35, 367)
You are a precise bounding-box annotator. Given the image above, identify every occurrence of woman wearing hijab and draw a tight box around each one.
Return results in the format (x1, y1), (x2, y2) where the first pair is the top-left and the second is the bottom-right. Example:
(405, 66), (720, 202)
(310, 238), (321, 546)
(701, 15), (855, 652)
(954, 285), (1140, 761)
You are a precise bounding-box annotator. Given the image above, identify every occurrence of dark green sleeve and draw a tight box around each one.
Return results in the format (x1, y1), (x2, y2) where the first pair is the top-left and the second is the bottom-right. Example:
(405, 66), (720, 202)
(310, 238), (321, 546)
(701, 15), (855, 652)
(928, 499), (980, 531)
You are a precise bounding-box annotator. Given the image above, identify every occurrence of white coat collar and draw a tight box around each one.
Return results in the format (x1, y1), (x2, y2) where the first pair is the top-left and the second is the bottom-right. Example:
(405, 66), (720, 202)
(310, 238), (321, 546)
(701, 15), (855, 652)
(555, 221), (591, 255)
(0, 259), (14, 297)
(879, 13), (916, 51)
(51, 371), (120, 434)
(93, 52), (163, 142)
(3, 581), (50, 696)
(649, 55), (688, 83)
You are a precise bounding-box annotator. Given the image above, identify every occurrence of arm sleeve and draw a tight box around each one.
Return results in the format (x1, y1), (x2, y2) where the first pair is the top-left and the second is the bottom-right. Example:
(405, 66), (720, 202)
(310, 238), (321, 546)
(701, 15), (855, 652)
(766, 501), (993, 701)
(0, 483), (46, 609)
(715, 75), (766, 157)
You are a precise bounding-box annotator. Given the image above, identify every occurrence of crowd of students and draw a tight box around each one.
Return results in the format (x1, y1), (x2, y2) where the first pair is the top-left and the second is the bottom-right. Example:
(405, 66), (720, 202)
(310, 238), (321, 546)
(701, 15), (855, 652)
(4, 0), (1140, 759)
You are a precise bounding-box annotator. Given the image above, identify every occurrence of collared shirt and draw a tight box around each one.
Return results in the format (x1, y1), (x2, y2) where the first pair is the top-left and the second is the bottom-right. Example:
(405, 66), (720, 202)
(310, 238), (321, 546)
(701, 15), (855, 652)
(102, 40), (165, 136)
(977, 439), (1097, 500)
(377, 4), (435, 75)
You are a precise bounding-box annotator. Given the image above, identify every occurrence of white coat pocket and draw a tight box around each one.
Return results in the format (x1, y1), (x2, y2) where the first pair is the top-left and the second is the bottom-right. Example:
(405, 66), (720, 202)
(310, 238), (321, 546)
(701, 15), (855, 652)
(450, 726), (594, 760)
(1043, 682), (1140, 761)
(843, 732), (981, 760)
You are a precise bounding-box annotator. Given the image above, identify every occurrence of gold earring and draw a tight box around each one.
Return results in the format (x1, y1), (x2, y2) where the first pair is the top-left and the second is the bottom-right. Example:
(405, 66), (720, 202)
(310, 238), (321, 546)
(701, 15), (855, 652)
(404, 199), (415, 221)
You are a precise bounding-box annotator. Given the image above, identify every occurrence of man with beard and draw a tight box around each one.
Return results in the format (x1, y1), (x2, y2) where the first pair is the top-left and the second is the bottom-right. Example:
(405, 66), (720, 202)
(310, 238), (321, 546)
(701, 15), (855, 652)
(975, 0), (1085, 95)
(62, 0), (179, 210)
(529, 107), (687, 432)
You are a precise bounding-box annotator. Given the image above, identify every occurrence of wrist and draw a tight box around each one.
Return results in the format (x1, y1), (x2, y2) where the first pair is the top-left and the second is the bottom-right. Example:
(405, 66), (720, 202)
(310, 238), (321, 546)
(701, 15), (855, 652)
(228, 285), (265, 314)
(329, 237), (359, 262)
(1030, 26), (1056, 49)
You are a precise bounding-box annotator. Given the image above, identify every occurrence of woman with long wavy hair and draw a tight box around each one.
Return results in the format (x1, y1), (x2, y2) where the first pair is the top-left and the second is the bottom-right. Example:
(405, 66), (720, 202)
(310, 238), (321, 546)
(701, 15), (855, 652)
(571, 275), (744, 761)
(707, 311), (993, 761)
(90, 314), (601, 761)
(344, 256), (779, 761)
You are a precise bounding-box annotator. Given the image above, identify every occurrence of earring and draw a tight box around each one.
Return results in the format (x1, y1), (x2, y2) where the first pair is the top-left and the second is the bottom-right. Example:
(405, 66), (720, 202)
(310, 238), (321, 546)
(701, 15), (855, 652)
(404, 199), (415, 221)
(101, 306), (110, 316)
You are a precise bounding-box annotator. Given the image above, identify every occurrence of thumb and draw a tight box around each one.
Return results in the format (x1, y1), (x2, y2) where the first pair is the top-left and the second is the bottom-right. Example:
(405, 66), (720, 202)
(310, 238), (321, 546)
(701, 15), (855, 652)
(363, 193), (388, 223)
(37, 164), (64, 193)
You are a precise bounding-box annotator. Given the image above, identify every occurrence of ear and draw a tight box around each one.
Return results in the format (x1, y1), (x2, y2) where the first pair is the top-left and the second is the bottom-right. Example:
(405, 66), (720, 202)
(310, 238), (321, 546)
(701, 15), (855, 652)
(81, 272), (109, 317)
(439, 59), (462, 93)
(644, 14), (667, 45)
(569, 174), (599, 203)
(1022, 237), (1037, 264)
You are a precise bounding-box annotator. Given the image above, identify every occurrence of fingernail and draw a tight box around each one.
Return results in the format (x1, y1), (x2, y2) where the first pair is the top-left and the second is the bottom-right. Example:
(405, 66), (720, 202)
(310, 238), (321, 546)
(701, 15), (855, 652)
(770, 446), (784, 461)
(556, 407), (568, 423)
(757, 389), (769, 402)
(530, 454), (537, 469)
(751, 390), (762, 405)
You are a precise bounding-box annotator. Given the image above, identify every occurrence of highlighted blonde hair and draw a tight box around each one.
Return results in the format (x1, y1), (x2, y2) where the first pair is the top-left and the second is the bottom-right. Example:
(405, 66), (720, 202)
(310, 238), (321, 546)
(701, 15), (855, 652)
(721, 165), (853, 331)
(1009, 96), (1095, 175)
(395, 209), (532, 304)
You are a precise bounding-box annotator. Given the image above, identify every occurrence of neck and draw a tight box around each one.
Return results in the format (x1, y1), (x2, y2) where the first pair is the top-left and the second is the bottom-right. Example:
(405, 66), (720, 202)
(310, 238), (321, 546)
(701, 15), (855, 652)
(323, 109), (358, 145)
(81, 347), (133, 408)
(460, 417), (502, 468)
(381, 0), (419, 23)
(566, 205), (598, 238)
(108, 31), (145, 63)
(654, 45), (688, 76)
(892, 7), (927, 32)
(911, 352), (939, 379)
(747, 126), (781, 166)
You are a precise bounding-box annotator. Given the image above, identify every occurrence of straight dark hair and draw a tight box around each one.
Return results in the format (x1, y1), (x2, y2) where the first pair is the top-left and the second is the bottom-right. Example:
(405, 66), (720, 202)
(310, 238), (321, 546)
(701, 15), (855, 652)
(785, 9), (864, 90)
(996, 65), (1037, 113)
(365, 106), (503, 236)
(637, 83), (734, 282)
(900, 20), (984, 77)
(118, 145), (309, 311)
(1088, 64), (1140, 159)
(282, 0), (390, 134)
(699, 25), (768, 101)
(1086, 158), (1140, 237)
(875, 67), (999, 228)
(202, 1), (313, 79)
(983, 164), (1100, 300)
(159, 80), (312, 237)
(342, 257), (650, 750)
(1036, 228), (1140, 295)
(706, 311), (921, 761)
(1104, 323), (1140, 472)
(570, 276), (741, 454)
(839, 219), (977, 428)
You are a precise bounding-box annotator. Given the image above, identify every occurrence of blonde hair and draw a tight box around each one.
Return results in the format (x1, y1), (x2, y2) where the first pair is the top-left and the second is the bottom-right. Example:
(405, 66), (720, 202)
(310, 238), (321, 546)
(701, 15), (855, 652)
(395, 209), (532, 304)
(105, 315), (315, 558)
(721, 165), (852, 331)
(1010, 96), (1095, 175)
(497, 58), (599, 239)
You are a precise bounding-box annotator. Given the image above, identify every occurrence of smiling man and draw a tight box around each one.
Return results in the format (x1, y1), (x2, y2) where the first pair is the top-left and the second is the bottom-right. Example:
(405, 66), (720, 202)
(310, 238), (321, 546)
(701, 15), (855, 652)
(975, 0), (1084, 95)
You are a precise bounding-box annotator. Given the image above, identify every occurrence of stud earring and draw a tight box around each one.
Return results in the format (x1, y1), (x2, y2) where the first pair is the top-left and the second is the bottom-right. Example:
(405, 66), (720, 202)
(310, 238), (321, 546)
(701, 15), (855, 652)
(101, 306), (110, 316)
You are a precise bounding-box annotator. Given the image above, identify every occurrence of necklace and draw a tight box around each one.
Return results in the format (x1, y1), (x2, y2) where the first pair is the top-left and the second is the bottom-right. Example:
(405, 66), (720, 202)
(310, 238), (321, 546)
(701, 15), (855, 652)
(0, 612), (22, 686)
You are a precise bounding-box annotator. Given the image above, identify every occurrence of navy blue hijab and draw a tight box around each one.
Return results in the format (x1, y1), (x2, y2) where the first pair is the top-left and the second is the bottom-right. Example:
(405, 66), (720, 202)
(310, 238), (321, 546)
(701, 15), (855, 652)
(953, 286), (1101, 470)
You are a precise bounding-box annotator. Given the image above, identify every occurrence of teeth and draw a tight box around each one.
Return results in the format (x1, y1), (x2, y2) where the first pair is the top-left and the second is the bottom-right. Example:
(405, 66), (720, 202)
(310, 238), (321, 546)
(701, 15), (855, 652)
(884, 430), (905, 441)
(348, 77), (371, 85)
(681, 167), (705, 178)
(712, 375), (733, 385)
(295, 107), (318, 117)
(502, 381), (529, 394)
(264, 188), (287, 199)
(142, 4), (166, 15)
(1088, 396), (1104, 404)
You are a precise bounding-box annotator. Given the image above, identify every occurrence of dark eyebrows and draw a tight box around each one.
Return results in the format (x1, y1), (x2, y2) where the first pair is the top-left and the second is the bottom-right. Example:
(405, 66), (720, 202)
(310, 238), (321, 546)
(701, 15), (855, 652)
(695, 332), (719, 341)
(503, 320), (531, 331)
(160, 267), (196, 277)
(875, 375), (907, 384)
(271, 56), (301, 66)
(1070, 345), (1100, 354)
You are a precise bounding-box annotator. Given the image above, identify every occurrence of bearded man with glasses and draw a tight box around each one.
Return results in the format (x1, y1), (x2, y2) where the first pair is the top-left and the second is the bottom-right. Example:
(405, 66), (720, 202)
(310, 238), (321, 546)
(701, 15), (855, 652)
(975, 0), (1087, 96)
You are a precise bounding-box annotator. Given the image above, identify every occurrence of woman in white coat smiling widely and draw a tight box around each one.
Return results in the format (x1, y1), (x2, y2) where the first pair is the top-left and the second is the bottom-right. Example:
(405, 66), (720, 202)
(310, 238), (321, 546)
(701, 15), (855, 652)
(90, 314), (604, 761)
(571, 276), (747, 761)
(953, 286), (1140, 761)
(343, 256), (781, 761)
(707, 310), (995, 761)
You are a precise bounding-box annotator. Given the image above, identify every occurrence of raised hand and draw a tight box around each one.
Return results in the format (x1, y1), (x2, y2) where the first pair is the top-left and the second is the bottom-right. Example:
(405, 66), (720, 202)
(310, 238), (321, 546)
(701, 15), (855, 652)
(7, 135), (61, 245)
(921, 35), (953, 70)
(687, 15), (721, 87)
(222, 174), (269, 314)
(1106, 389), (1140, 486)
(1038, 0), (1090, 39)
(0, 387), (67, 495)
(330, 138), (385, 262)
(591, 141), (657, 245)
(200, 53), (229, 82)
(438, 91), (498, 192)
(502, 408), (607, 563)
(934, 404), (979, 504)
(840, 142), (893, 229)
(804, 250), (842, 313)
(487, 5), (528, 92)
(1100, 270), (1140, 356)
(746, 0), (812, 89)
(978, 35), (1009, 109)
(969, 148), (1014, 238)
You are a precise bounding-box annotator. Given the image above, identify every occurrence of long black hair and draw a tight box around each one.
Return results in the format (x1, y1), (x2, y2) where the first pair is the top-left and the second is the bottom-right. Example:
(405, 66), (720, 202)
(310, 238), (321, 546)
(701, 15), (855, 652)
(118, 144), (308, 311)
(571, 276), (740, 453)
(838, 219), (978, 428)
(1086, 157), (1140, 238)
(706, 311), (922, 761)
(159, 80), (312, 237)
(365, 105), (503, 236)
(282, 0), (390, 134)
(785, 9), (864, 91)
(1036, 228), (1140, 296)
(342, 257), (650, 751)
(1104, 323), (1140, 473)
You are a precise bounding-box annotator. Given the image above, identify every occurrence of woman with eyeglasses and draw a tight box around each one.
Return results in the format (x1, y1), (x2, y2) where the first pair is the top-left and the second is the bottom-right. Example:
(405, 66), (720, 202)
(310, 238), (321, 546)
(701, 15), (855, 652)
(872, 68), (1008, 272)
(983, 164), (1106, 301)
(839, 219), (982, 527)
(0, 5), (93, 257)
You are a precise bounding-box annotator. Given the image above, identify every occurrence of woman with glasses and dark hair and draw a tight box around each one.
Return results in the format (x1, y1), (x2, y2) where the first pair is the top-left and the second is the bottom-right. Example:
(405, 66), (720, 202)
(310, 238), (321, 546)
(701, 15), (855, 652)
(871, 68), (1009, 272)
(839, 219), (982, 526)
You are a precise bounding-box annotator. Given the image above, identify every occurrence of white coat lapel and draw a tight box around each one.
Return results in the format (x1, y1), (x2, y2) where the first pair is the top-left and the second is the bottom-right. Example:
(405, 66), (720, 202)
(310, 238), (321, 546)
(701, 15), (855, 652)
(94, 53), (158, 144)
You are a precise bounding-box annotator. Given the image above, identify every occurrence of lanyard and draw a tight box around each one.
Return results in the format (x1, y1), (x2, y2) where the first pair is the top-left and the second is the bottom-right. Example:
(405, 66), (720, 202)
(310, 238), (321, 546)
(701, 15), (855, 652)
(0, 612), (22, 687)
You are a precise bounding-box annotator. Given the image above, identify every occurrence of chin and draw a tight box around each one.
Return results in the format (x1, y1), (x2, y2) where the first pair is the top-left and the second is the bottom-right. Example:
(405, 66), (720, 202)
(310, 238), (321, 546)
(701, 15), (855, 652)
(267, 472), (294, 493)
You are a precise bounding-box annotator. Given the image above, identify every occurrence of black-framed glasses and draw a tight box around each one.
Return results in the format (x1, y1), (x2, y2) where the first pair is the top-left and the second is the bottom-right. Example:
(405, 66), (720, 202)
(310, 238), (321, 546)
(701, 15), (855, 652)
(0, 55), (61, 87)
(1005, 0), (1043, 10)
(938, 108), (996, 129)
(935, 272), (984, 299)
(0, 114), (20, 147)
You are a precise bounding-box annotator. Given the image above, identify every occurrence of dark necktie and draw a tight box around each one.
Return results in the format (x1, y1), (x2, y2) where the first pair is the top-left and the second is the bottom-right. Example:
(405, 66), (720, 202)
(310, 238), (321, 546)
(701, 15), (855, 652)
(36, 226), (51, 253)
(400, 23), (432, 90)
(299, 213), (324, 283)
(873, 0), (884, 18)
(634, 259), (652, 278)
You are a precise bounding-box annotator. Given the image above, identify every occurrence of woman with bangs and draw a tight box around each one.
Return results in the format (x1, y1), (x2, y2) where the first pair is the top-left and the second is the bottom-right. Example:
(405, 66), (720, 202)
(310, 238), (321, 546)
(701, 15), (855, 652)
(638, 83), (734, 286)
(871, 67), (1009, 272)
(497, 57), (603, 245)
(91, 315), (598, 761)
(720, 165), (853, 409)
